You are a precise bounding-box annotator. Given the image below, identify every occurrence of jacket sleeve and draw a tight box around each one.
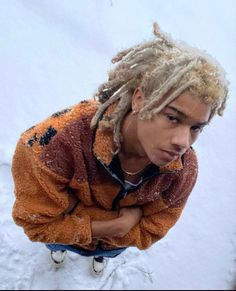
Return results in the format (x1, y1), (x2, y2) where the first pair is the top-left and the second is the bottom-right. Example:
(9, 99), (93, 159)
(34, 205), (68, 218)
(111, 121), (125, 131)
(100, 158), (198, 250)
(102, 198), (189, 250)
(11, 138), (92, 246)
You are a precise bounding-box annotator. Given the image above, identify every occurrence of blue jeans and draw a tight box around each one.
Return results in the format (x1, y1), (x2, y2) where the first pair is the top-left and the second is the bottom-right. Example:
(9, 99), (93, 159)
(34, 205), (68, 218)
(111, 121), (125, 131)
(46, 243), (127, 258)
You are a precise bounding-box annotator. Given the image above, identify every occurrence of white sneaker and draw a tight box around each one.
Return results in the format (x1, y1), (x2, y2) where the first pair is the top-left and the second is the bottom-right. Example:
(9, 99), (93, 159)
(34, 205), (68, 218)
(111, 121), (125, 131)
(50, 250), (67, 267)
(91, 256), (107, 276)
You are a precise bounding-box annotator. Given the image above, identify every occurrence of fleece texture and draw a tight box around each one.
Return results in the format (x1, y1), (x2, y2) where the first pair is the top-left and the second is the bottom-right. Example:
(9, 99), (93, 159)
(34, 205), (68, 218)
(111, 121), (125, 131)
(12, 99), (198, 251)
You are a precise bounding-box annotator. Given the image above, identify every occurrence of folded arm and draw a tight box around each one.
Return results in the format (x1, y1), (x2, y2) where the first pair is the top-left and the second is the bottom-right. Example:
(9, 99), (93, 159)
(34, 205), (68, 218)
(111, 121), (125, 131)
(97, 158), (198, 250)
(91, 206), (143, 238)
(12, 139), (93, 246)
(99, 198), (188, 250)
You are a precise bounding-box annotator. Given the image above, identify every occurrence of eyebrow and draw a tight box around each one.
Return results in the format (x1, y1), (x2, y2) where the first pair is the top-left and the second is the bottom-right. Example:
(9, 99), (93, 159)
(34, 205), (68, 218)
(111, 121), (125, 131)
(166, 105), (209, 126)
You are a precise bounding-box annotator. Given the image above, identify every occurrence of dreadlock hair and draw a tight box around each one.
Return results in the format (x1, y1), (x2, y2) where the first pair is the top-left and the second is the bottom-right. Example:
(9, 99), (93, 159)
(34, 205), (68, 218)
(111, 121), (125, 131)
(91, 22), (229, 154)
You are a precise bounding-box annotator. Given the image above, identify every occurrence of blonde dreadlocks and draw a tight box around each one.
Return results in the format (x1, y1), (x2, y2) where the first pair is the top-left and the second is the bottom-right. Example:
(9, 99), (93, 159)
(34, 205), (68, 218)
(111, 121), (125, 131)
(91, 22), (229, 154)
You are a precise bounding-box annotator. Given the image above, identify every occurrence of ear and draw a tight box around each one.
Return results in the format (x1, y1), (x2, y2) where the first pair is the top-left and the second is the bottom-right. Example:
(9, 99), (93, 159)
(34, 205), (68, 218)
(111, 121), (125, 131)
(132, 87), (145, 112)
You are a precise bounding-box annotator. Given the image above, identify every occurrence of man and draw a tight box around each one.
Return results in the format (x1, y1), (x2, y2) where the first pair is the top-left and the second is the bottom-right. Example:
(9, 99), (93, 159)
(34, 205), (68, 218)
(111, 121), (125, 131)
(11, 23), (228, 275)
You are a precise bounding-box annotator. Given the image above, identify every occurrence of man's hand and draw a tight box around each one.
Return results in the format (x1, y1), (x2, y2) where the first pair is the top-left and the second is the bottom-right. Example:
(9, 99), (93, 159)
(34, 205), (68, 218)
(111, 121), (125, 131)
(91, 206), (143, 239)
(117, 207), (143, 237)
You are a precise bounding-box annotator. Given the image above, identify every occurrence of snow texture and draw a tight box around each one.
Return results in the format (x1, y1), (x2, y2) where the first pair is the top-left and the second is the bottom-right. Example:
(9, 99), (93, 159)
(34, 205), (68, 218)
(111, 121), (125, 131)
(0, 0), (236, 289)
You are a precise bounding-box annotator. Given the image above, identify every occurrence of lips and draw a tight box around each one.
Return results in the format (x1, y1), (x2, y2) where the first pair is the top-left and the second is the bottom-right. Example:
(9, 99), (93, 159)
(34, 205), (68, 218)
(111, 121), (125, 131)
(161, 150), (179, 162)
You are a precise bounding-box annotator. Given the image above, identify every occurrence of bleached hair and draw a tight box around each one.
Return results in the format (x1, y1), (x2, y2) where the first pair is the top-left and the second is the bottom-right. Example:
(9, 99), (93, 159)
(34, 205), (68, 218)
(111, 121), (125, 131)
(91, 22), (229, 153)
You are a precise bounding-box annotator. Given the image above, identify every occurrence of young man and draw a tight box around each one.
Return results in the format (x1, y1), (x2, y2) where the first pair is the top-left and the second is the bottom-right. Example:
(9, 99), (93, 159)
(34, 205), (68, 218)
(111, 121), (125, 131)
(11, 23), (228, 275)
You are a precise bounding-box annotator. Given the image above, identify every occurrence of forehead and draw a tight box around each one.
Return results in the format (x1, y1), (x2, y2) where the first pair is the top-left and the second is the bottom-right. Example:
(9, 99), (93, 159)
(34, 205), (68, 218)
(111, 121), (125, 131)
(166, 92), (212, 123)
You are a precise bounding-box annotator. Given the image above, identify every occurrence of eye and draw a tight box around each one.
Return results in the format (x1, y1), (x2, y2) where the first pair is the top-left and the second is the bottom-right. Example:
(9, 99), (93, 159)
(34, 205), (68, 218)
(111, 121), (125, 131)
(191, 125), (203, 133)
(166, 114), (179, 123)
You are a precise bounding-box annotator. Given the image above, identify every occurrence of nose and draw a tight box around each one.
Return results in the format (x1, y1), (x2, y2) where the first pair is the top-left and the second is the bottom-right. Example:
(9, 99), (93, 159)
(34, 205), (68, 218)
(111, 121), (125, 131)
(171, 126), (191, 152)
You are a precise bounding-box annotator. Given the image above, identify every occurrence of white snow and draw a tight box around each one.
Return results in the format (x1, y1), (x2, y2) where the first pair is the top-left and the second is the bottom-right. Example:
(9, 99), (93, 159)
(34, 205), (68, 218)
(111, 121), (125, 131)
(0, 0), (236, 289)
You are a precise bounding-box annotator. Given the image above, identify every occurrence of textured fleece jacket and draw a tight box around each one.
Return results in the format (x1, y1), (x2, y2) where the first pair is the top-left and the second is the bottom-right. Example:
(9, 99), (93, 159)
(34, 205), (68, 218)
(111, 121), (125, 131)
(12, 99), (198, 251)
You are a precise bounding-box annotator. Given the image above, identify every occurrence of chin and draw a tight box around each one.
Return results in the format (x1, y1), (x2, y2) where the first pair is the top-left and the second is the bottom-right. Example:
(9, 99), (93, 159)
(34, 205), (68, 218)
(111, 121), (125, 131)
(149, 157), (165, 167)
(157, 161), (170, 167)
(150, 156), (175, 167)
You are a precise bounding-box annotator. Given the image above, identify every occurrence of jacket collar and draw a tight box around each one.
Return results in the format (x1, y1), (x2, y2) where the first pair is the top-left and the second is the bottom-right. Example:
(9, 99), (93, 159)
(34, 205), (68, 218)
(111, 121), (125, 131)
(92, 103), (183, 173)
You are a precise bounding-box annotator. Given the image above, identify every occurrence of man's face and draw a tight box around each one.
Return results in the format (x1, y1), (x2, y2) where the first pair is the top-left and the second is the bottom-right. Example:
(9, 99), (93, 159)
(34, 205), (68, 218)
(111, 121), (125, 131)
(136, 92), (211, 166)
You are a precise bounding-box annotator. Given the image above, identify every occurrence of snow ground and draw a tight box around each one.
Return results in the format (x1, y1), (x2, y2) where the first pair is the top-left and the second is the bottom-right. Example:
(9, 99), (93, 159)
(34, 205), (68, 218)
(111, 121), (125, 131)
(0, 0), (236, 289)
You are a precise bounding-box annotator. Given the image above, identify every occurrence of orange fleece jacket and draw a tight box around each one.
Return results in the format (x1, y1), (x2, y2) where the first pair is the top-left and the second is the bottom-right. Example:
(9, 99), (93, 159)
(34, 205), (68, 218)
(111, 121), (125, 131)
(12, 100), (198, 251)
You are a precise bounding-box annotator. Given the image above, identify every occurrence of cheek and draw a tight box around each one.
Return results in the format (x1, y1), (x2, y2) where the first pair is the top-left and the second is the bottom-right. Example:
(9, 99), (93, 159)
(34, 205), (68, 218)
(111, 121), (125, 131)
(137, 123), (155, 142)
(190, 132), (200, 145)
(138, 125), (161, 153)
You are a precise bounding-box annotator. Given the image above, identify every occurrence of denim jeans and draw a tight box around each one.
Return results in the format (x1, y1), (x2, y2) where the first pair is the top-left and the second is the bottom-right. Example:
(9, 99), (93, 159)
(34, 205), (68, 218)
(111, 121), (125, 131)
(46, 243), (127, 258)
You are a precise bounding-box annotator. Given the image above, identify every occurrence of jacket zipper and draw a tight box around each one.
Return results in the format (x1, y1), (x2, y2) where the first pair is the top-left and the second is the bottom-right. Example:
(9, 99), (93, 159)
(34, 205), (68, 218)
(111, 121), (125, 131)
(98, 159), (176, 210)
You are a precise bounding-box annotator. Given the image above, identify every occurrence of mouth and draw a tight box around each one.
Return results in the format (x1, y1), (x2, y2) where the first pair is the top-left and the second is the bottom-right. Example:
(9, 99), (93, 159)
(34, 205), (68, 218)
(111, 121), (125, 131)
(161, 150), (179, 162)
